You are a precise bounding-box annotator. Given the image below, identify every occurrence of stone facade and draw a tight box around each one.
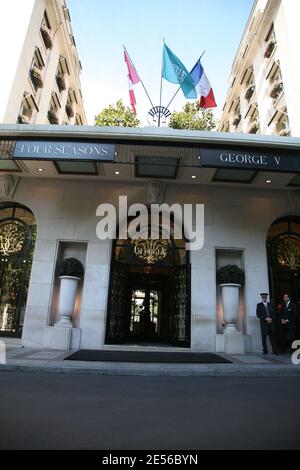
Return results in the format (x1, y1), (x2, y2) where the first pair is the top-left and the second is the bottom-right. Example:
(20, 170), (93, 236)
(5, 176), (295, 352)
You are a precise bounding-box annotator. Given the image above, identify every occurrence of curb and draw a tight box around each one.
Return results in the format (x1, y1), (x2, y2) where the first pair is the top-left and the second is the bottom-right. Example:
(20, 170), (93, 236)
(1, 363), (300, 378)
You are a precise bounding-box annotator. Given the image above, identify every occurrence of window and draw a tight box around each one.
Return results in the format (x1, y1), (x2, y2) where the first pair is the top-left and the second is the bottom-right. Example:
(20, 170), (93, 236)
(75, 114), (83, 125)
(17, 93), (38, 124)
(221, 121), (230, 132)
(29, 54), (44, 91)
(58, 56), (70, 75)
(40, 11), (53, 49)
(34, 47), (45, 69)
(65, 96), (74, 120)
(135, 156), (179, 179)
(55, 161), (98, 175)
(276, 113), (290, 137)
(213, 169), (256, 183)
(68, 89), (78, 104)
(41, 10), (51, 30)
(48, 92), (60, 124)
(247, 108), (260, 134)
(264, 25), (276, 59)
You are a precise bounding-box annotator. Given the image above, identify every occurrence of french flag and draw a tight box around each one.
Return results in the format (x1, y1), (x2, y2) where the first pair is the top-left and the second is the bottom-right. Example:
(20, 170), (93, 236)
(190, 59), (217, 108)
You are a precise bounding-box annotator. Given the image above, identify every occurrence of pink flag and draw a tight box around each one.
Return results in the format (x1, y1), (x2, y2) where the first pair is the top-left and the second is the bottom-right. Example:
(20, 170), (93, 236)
(124, 48), (140, 85)
(128, 78), (137, 114)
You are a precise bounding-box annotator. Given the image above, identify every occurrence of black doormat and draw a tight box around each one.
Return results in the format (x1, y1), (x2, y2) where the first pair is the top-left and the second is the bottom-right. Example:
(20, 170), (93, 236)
(65, 350), (232, 363)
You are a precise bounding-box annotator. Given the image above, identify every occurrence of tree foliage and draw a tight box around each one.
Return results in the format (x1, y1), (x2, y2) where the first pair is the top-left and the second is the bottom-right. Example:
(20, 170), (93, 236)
(168, 101), (216, 131)
(94, 99), (140, 127)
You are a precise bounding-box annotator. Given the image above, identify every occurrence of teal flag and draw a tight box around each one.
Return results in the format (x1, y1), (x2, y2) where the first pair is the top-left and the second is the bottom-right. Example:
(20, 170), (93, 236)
(162, 44), (197, 99)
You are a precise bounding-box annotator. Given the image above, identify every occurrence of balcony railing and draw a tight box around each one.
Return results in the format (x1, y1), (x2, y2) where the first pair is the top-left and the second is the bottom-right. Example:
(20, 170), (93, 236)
(40, 27), (53, 49)
(30, 67), (43, 89)
(249, 121), (259, 134)
(65, 104), (74, 119)
(245, 85), (255, 101)
(56, 74), (67, 92)
(17, 114), (30, 124)
(48, 110), (59, 125)
(264, 40), (276, 59)
(270, 82), (283, 99)
(232, 114), (241, 127)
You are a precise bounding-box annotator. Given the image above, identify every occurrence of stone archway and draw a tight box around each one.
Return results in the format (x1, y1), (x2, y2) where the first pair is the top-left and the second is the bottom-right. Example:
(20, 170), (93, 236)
(266, 215), (300, 338)
(105, 216), (191, 347)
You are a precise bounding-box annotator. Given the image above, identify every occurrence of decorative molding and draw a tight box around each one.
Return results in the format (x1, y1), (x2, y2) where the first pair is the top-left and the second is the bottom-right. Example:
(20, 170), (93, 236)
(0, 175), (19, 199)
(146, 180), (166, 205)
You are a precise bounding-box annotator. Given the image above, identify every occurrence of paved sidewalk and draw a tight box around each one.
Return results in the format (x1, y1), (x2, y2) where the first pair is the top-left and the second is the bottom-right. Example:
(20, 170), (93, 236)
(1, 338), (299, 377)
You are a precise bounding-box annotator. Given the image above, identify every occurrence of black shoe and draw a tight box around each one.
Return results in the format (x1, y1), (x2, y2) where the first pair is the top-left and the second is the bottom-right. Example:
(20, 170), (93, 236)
(263, 351), (268, 355)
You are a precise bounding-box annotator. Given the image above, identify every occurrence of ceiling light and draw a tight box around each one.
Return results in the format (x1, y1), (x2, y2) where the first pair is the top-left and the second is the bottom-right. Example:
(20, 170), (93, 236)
(114, 170), (120, 175)
(266, 179), (272, 184)
(37, 168), (44, 172)
(192, 175), (197, 179)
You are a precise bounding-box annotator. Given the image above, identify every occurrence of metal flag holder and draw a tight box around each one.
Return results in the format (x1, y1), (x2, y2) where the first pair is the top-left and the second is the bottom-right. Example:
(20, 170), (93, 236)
(125, 44), (205, 127)
(147, 106), (171, 127)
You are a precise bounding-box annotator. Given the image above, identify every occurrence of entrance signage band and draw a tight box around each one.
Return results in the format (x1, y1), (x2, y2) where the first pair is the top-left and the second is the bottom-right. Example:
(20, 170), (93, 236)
(199, 146), (300, 173)
(13, 141), (116, 162)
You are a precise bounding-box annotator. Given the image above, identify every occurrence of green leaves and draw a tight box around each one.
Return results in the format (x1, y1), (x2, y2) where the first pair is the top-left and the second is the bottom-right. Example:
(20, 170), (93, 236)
(216, 265), (245, 286)
(169, 101), (216, 131)
(94, 99), (140, 127)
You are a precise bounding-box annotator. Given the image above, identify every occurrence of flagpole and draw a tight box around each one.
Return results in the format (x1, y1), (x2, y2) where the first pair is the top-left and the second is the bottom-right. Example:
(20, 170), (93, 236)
(123, 45), (154, 109)
(166, 50), (206, 109)
(158, 38), (165, 127)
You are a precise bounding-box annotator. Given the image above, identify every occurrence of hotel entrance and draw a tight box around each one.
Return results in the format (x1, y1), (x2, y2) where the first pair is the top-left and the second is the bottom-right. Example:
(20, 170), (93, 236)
(128, 268), (171, 343)
(267, 216), (300, 339)
(105, 220), (190, 347)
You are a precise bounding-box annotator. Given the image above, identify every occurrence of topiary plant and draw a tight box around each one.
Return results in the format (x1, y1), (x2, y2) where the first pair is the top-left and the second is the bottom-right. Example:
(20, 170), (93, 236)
(58, 258), (84, 278)
(216, 265), (245, 286)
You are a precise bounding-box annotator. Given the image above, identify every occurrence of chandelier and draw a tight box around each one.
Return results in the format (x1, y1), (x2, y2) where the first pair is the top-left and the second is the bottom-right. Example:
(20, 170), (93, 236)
(131, 238), (169, 264)
(276, 236), (300, 271)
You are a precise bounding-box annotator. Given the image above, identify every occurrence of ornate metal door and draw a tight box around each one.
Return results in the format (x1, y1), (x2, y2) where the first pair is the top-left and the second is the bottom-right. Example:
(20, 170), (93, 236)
(0, 210), (36, 337)
(171, 264), (191, 347)
(105, 262), (129, 343)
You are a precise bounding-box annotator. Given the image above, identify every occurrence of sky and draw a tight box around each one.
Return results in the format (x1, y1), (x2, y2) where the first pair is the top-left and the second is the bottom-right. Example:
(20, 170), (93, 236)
(67, 0), (254, 126)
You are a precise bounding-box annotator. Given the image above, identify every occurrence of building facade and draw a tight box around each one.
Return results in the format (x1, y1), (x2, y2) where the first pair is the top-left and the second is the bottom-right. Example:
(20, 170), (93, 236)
(0, 0), (86, 126)
(218, 0), (300, 138)
(0, 124), (300, 353)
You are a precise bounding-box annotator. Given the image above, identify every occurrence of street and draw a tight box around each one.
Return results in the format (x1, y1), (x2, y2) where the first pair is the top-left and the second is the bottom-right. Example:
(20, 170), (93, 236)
(0, 371), (299, 449)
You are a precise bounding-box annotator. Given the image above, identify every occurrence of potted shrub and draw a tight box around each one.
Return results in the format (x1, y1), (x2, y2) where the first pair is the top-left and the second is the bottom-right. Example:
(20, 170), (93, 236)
(279, 129), (291, 137)
(48, 110), (59, 124)
(65, 104), (74, 118)
(249, 121), (259, 134)
(40, 27), (53, 49)
(270, 82), (283, 99)
(56, 73), (66, 92)
(232, 114), (241, 127)
(56, 258), (84, 327)
(217, 265), (245, 332)
(245, 85), (255, 101)
(264, 39), (276, 58)
(17, 114), (30, 124)
(30, 67), (43, 89)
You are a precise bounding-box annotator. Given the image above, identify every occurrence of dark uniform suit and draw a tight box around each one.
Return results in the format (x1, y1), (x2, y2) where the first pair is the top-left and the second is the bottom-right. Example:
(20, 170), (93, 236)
(256, 301), (277, 353)
(279, 300), (297, 352)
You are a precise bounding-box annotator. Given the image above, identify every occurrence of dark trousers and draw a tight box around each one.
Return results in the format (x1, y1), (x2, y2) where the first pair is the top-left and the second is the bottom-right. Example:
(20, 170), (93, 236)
(280, 325), (296, 352)
(261, 326), (277, 353)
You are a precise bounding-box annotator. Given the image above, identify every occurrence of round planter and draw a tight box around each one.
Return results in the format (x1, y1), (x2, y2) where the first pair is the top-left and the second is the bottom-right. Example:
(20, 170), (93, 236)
(220, 283), (241, 333)
(56, 275), (80, 327)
